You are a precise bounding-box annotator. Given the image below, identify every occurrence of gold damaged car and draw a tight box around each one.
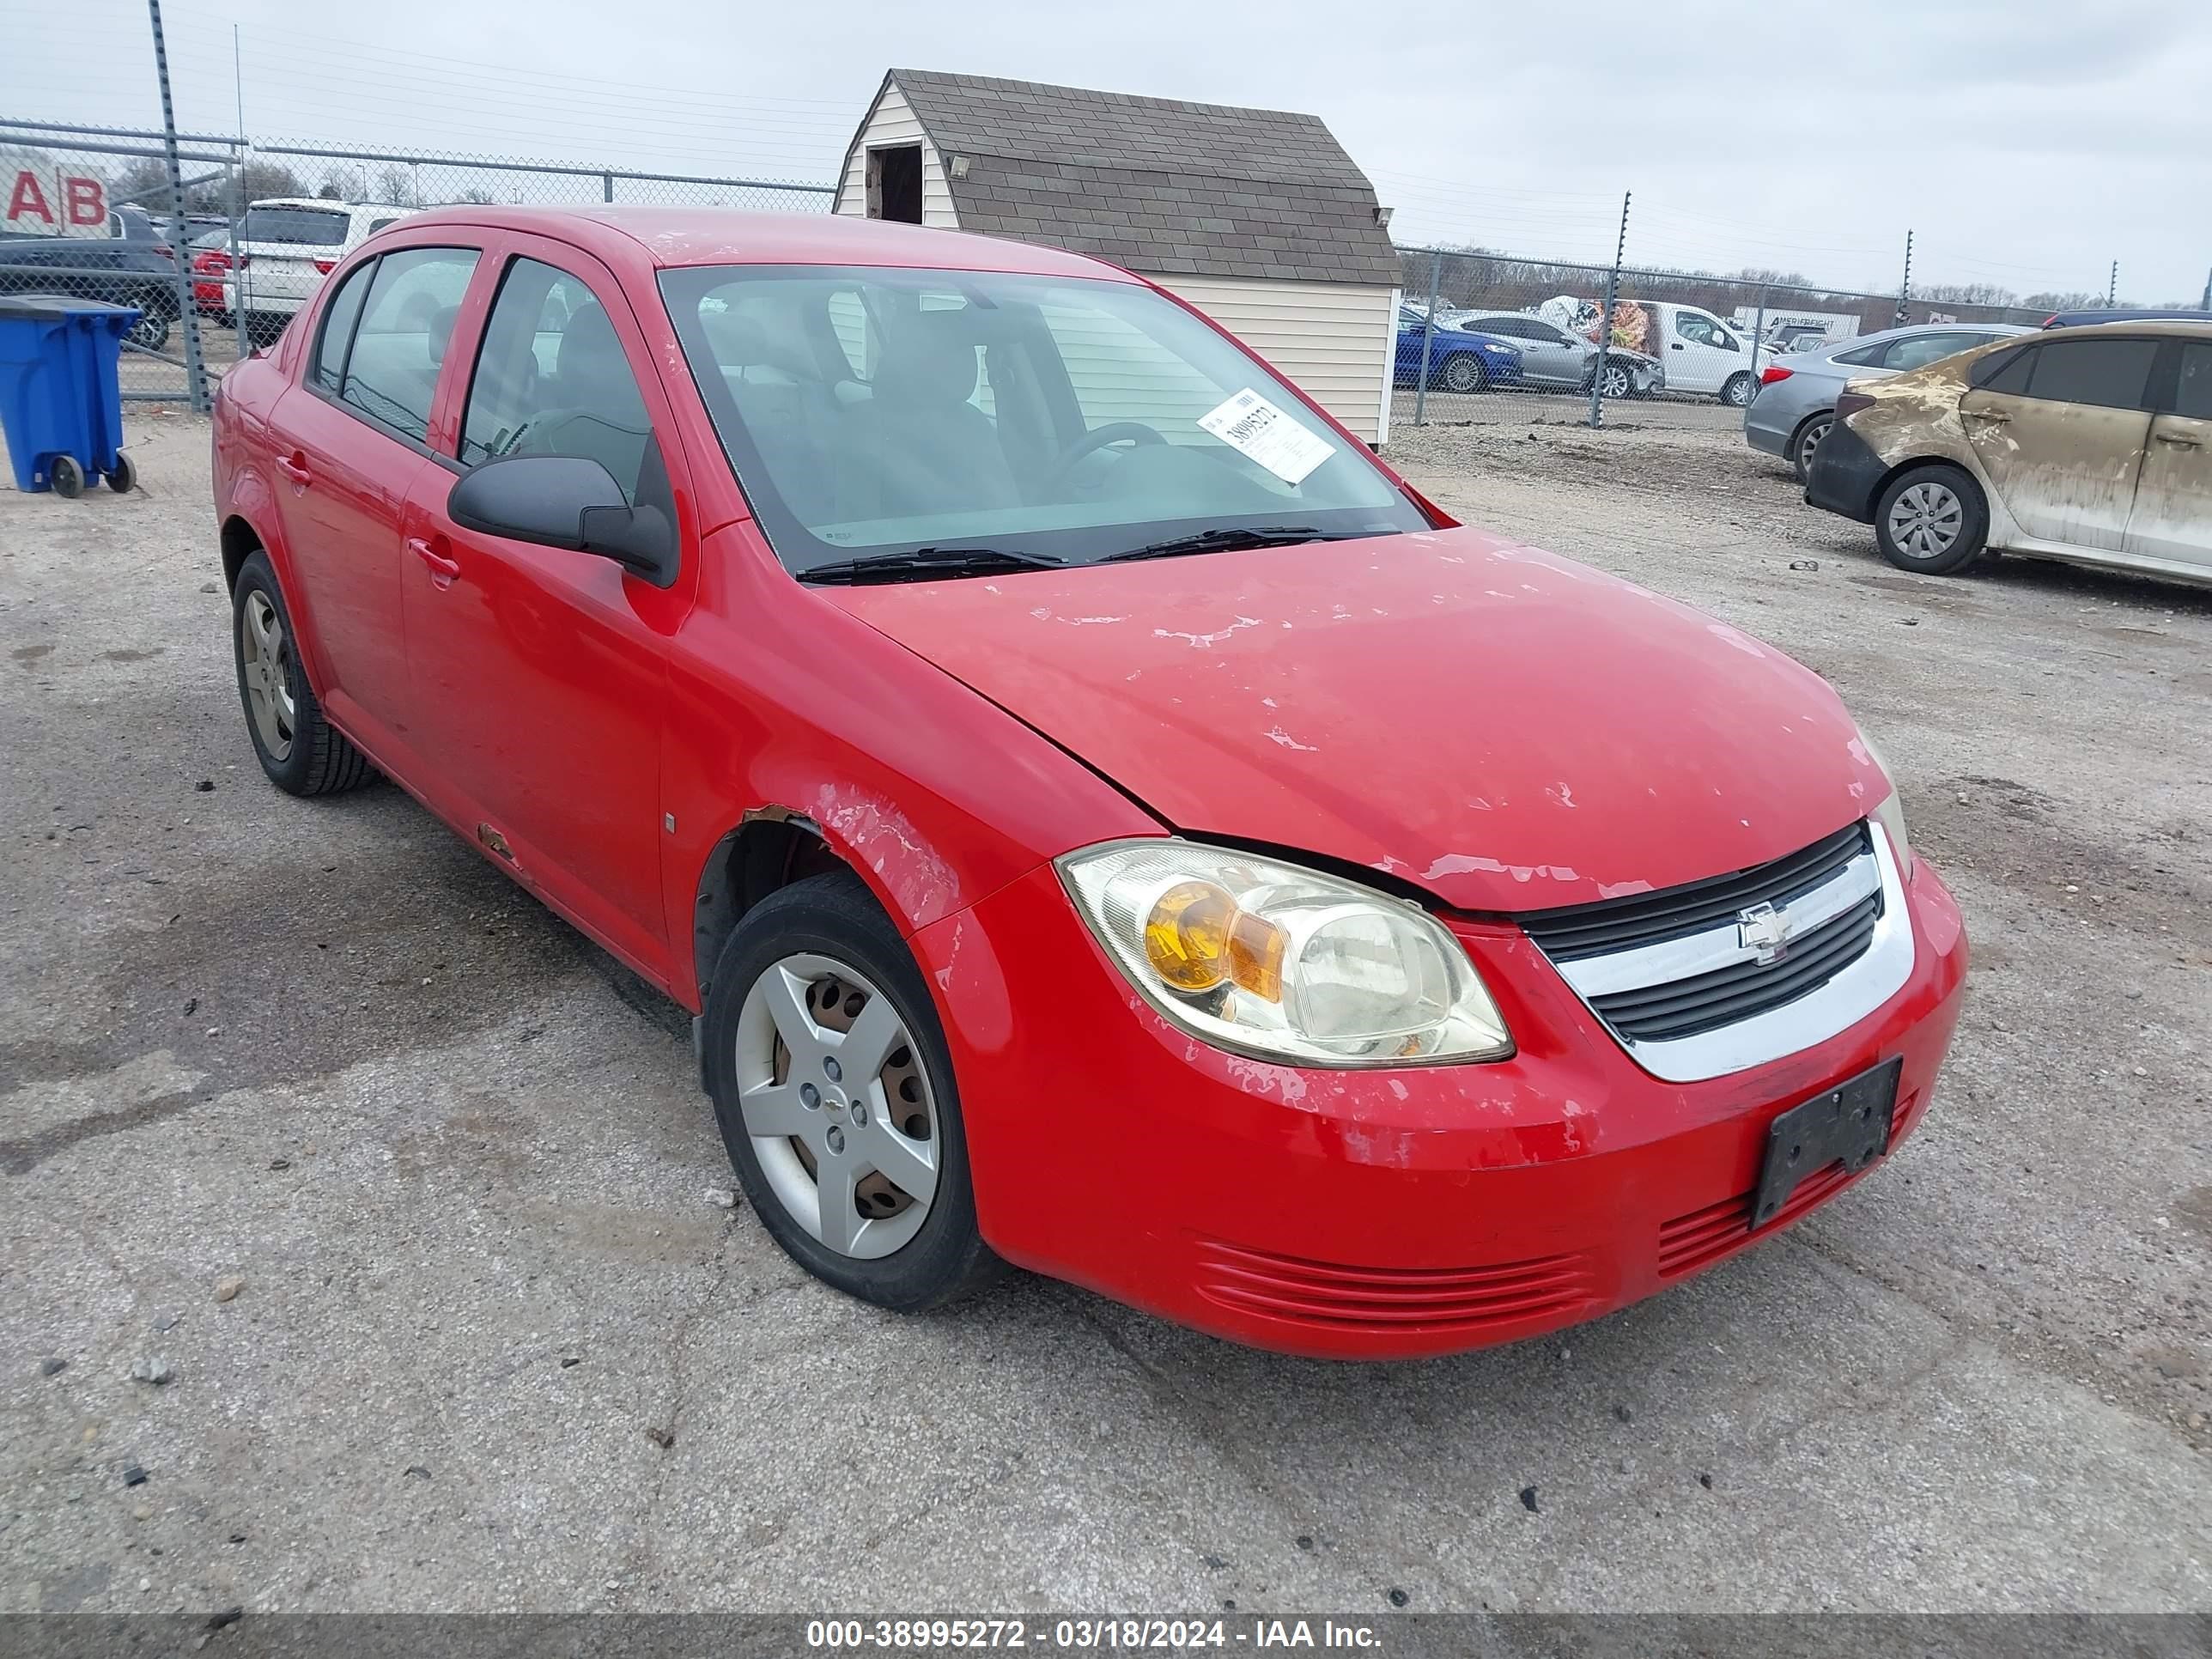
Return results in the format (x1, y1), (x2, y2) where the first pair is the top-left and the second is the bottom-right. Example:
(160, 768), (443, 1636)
(1804, 320), (2212, 586)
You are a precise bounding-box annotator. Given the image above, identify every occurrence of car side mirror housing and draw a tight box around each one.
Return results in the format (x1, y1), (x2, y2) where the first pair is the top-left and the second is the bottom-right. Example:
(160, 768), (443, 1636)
(447, 454), (677, 587)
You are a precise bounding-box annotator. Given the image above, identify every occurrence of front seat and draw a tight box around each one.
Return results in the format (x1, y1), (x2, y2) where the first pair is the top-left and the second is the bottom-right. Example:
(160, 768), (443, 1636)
(836, 310), (1017, 522)
(510, 301), (652, 496)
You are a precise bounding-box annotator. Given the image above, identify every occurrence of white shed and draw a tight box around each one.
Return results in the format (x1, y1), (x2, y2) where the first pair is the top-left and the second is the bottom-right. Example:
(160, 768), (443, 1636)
(833, 69), (1403, 446)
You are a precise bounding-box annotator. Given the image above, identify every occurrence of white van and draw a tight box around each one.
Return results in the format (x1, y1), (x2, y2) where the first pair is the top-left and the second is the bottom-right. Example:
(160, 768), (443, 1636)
(227, 198), (411, 343)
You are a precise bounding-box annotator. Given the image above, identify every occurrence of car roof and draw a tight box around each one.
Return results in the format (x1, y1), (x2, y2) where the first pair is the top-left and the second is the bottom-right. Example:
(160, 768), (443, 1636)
(2044, 307), (2210, 328)
(2037, 318), (2212, 340)
(388, 205), (1138, 281)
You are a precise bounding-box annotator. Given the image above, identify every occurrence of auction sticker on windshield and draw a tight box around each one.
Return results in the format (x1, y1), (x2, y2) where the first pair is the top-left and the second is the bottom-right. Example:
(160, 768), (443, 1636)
(1198, 388), (1335, 485)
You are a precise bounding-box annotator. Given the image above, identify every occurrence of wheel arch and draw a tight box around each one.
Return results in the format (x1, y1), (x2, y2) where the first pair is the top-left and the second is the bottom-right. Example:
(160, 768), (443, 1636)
(1869, 453), (1986, 524)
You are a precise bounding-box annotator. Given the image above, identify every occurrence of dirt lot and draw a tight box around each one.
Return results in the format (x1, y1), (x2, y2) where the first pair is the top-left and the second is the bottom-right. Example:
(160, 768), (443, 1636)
(2, 410), (2208, 1615)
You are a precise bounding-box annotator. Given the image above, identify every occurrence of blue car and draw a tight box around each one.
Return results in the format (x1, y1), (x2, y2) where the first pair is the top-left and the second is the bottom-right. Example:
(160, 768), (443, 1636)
(1394, 306), (1523, 392)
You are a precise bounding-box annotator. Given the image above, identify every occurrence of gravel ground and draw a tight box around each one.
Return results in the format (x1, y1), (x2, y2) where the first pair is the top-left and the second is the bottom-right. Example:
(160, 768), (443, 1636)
(1, 410), (2207, 1617)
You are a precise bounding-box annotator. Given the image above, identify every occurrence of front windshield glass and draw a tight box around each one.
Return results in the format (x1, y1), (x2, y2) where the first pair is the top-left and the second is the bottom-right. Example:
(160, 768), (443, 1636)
(659, 264), (1427, 574)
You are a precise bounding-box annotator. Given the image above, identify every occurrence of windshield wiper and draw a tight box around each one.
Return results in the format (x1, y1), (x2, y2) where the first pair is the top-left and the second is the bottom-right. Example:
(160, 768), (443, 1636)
(799, 546), (1067, 585)
(1100, 526), (1343, 563)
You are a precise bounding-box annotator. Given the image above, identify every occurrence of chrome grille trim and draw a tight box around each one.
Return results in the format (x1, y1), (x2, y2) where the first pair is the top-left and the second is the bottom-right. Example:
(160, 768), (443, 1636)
(1536, 821), (1916, 1084)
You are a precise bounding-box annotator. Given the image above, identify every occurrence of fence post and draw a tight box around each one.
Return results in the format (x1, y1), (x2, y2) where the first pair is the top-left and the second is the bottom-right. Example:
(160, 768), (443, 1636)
(1413, 250), (1442, 427)
(2106, 260), (2118, 307)
(147, 0), (210, 412)
(1588, 191), (1630, 429)
(603, 171), (616, 204)
(1893, 229), (1913, 327)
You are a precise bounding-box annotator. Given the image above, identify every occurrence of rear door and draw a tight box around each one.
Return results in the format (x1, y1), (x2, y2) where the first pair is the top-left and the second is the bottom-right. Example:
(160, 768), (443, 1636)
(2123, 340), (2212, 569)
(1959, 337), (2159, 550)
(266, 243), (481, 752)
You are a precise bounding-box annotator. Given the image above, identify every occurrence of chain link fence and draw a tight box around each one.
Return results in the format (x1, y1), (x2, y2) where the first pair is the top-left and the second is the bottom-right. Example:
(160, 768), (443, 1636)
(1389, 243), (2068, 433)
(3, 121), (834, 408)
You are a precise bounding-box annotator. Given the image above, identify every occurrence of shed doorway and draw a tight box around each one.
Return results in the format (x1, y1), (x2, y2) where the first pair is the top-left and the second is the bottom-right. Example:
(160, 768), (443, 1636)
(867, 145), (923, 223)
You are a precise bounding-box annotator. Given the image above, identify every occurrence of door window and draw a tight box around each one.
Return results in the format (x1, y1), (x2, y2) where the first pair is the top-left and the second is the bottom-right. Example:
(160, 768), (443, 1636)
(2024, 339), (2160, 410)
(1881, 334), (1979, 372)
(460, 258), (654, 501)
(1674, 313), (1737, 349)
(312, 259), (376, 393)
(2171, 344), (2212, 420)
(1975, 347), (2037, 394)
(333, 247), (479, 442)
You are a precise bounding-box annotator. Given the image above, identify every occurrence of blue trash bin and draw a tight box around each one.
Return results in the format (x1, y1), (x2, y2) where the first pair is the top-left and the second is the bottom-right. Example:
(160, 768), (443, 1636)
(0, 293), (143, 497)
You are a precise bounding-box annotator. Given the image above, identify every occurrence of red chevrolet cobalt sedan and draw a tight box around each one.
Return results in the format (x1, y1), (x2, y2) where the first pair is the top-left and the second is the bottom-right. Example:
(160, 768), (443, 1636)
(210, 209), (1965, 1358)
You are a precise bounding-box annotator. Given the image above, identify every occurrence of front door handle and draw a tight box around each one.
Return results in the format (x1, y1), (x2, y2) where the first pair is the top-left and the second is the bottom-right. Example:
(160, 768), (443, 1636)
(407, 536), (461, 587)
(275, 453), (312, 486)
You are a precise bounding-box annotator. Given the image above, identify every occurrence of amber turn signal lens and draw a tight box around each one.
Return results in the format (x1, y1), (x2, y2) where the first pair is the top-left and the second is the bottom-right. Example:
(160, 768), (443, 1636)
(1144, 881), (1237, 991)
(1143, 881), (1286, 1002)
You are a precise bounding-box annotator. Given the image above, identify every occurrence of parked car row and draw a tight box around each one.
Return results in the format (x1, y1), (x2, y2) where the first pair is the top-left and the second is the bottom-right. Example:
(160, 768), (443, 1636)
(0, 202), (180, 349)
(1398, 296), (1775, 404)
(1752, 313), (2212, 587)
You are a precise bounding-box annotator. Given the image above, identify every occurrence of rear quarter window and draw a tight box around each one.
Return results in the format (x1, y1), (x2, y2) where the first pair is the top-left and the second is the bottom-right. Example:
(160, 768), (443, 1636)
(1972, 347), (2037, 395)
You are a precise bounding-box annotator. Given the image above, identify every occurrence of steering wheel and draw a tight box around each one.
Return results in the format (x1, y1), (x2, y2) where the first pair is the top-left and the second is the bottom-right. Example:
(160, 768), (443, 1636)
(1048, 421), (1166, 486)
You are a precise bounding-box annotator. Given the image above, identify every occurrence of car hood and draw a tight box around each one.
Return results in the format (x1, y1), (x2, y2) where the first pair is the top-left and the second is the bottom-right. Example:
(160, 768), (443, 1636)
(825, 528), (1887, 914)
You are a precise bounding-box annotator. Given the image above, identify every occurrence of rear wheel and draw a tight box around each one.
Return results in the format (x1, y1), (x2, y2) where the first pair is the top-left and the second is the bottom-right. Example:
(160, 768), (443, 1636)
(126, 311), (170, 352)
(232, 550), (377, 794)
(1439, 353), (1487, 394)
(1790, 414), (1834, 485)
(106, 454), (137, 494)
(49, 455), (85, 499)
(1874, 464), (1989, 575)
(1721, 371), (1754, 408)
(704, 872), (999, 1312)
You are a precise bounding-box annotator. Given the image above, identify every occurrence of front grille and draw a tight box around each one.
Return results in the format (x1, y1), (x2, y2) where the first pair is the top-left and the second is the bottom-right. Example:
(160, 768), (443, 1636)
(1193, 1239), (1597, 1334)
(1521, 821), (1869, 962)
(1592, 890), (1881, 1041)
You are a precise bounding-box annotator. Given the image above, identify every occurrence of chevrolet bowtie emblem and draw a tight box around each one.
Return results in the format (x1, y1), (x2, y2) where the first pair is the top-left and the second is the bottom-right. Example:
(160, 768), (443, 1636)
(1736, 901), (1794, 964)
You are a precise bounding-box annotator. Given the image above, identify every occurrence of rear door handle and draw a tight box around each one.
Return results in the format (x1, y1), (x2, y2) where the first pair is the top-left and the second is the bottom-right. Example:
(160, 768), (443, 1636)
(407, 536), (461, 587)
(1965, 409), (2011, 423)
(275, 453), (312, 485)
(2155, 432), (2203, 448)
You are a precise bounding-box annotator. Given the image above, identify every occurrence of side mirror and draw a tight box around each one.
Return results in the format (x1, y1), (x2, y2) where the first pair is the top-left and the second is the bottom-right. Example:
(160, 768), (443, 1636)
(447, 454), (677, 587)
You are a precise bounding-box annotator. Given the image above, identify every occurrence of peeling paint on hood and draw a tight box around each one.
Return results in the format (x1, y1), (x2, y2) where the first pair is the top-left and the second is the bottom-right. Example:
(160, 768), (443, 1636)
(826, 529), (1887, 912)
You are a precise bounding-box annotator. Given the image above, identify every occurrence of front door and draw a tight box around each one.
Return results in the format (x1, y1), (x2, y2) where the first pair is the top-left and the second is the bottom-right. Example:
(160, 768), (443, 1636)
(1662, 307), (1747, 394)
(398, 243), (681, 979)
(2124, 340), (2212, 569)
(1960, 336), (2159, 551)
(268, 246), (478, 753)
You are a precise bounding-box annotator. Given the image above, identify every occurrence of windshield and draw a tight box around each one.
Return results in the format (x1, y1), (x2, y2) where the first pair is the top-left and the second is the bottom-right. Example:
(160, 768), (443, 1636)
(240, 206), (349, 246)
(659, 264), (1427, 574)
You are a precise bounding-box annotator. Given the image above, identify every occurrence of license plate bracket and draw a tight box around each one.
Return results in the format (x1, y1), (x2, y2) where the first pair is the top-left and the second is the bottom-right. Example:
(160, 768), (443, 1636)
(1752, 1057), (1902, 1227)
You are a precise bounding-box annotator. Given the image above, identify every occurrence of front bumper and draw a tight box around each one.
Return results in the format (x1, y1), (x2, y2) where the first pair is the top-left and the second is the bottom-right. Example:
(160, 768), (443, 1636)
(913, 853), (1966, 1358)
(1804, 421), (1886, 521)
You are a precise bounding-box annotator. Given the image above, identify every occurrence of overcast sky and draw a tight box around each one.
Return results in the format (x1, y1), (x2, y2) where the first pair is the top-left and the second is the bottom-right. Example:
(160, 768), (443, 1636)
(5, 0), (2207, 302)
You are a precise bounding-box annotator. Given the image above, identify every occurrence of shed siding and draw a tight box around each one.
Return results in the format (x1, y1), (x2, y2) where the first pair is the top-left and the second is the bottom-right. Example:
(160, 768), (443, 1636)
(1147, 274), (1395, 445)
(833, 84), (958, 228)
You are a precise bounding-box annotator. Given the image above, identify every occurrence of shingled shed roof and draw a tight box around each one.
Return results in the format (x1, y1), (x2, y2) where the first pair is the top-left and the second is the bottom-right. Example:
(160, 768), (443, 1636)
(862, 69), (1401, 288)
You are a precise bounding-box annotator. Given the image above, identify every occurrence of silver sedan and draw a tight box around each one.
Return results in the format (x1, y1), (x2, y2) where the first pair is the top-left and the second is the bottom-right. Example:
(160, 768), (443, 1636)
(1745, 322), (2032, 483)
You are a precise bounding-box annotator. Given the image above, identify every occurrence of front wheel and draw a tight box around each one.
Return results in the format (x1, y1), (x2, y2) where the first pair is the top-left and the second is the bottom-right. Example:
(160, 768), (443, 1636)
(127, 312), (170, 352)
(1596, 360), (1635, 400)
(1438, 354), (1487, 394)
(705, 872), (999, 1312)
(1721, 372), (1754, 408)
(1874, 464), (1989, 575)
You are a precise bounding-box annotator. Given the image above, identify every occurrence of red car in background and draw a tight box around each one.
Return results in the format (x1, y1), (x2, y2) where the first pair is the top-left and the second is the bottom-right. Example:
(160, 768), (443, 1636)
(209, 207), (1966, 1358)
(191, 234), (231, 323)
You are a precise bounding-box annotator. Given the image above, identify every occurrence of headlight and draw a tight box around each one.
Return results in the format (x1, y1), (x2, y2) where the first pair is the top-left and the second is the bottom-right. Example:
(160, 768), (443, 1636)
(1056, 840), (1513, 1067)
(1856, 727), (1914, 875)
(1482, 343), (1512, 354)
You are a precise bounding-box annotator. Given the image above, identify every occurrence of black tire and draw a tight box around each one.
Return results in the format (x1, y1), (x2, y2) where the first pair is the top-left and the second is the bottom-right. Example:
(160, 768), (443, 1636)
(1789, 413), (1834, 486)
(703, 871), (1000, 1313)
(106, 454), (137, 494)
(49, 455), (85, 499)
(1721, 371), (1754, 409)
(1438, 353), (1487, 394)
(1873, 463), (1990, 576)
(231, 550), (378, 795)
